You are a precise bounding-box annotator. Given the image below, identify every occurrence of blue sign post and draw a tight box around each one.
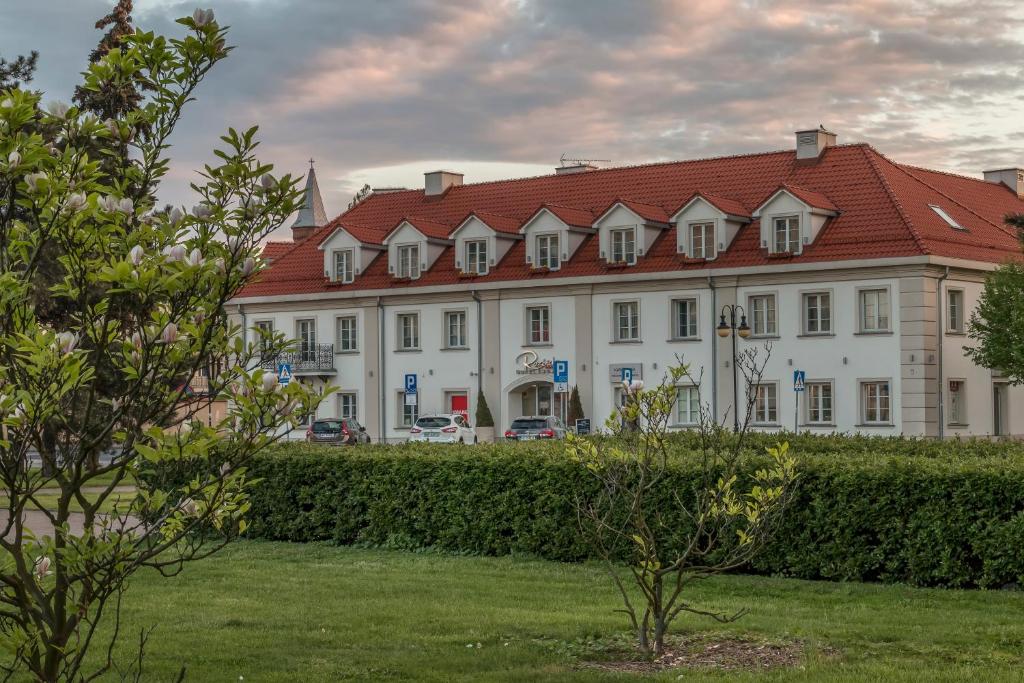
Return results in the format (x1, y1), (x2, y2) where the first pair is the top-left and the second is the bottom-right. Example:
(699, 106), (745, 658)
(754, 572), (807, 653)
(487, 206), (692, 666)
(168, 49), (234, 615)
(277, 363), (292, 386)
(793, 370), (805, 432)
(404, 373), (417, 407)
(553, 360), (569, 394)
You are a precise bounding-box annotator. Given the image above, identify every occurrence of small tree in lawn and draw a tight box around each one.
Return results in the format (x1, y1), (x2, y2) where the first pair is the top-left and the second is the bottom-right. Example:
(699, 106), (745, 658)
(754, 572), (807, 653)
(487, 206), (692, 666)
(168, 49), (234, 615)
(0, 10), (325, 681)
(568, 348), (796, 658)
(567, 385), (584, 428)
(967, 213), (1024, 384)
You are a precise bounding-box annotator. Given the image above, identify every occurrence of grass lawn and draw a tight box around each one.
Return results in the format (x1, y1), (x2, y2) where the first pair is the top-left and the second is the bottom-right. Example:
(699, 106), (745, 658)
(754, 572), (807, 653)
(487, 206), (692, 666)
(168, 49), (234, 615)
(70, 541), (1024, 682)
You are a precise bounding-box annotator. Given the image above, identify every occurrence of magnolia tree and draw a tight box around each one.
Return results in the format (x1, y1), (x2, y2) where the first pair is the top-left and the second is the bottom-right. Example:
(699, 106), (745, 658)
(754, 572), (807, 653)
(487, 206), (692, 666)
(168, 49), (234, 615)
(568, 351), (796, 658)
(0, 11), (323, 681)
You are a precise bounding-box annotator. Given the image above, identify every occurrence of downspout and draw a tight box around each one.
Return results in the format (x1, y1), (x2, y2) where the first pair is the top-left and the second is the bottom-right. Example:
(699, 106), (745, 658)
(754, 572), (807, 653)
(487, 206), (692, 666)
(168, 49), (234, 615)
(377, 296), (385, 444)
(471, 290), (483, 399)
(936, 267), (949, 439)
(707, 276), (717, 420)
(236, 304), (246, 346)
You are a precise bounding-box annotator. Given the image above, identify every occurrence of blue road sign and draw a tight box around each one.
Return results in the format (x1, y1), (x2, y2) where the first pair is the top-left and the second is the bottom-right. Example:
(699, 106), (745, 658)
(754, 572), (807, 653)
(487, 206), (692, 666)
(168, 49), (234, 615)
(404, 373), (417, 395)
(553, 360), (569, 384)
(621, 367), (634, 384)
(793, 370), (806, 392)
(277, 363), (292, 385)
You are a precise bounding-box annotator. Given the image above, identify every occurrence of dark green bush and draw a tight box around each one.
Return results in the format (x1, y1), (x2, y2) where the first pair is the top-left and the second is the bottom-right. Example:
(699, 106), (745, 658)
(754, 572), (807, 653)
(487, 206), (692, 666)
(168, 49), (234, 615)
(190, 434), (1024, 588)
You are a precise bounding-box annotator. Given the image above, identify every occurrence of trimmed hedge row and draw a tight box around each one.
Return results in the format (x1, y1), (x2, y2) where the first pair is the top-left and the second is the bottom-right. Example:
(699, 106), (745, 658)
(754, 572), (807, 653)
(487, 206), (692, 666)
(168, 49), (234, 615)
(236, 437), (1024, 589)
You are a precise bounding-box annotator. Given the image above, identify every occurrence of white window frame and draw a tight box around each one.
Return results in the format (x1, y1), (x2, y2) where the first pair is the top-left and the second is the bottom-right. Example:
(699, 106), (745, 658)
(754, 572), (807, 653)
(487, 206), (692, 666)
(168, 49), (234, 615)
(751, 382), (779, 425)
(338, 392), (358, 421)
(396, 312), (420, 351)
(675, 385), (700, 426)
(397, 391), (418, 428)
(525, 305), (551, 345)
(947, 288), (965, 334)
(747, 293), (778, 338)
(609, 227), (636, 265)
(947, 378), (967, 426)
(804, 380), (834, 425)
(464, 239), (488, 275)
(333, 248), (354, 284)
(296, 318), (317, 360)
(802, 290), (832, 335)
(612, 300), (640, 342)
(860, 379), (892, 425)
(857, 287), (891, 333)
(671, 297), (699, 340)
(535, 233), (560, 270)
(689, 221), (716, 260)
(397, 244), (420, 279)
(444, 309), (468, 349)
(254, 319), (274, 353)
(336, 315), (358, 353)
(772, 215), (800, 253)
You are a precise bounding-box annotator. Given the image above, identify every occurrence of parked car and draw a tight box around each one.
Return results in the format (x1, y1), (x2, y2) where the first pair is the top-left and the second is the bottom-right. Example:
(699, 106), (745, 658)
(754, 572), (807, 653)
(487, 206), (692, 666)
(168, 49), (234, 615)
(305, 418), (371, 445)
(409, 414), (477, 444)
(504, 416), (569, 440)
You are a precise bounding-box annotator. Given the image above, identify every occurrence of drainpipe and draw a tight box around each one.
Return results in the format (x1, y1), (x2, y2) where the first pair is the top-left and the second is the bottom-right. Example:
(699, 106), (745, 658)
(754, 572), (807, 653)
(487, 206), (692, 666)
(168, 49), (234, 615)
(236, 304), (246, 346)
(707, 276), (718, 420)
(471, 290), (483, 400)
(936, 267), (949, 439)
(377, 296), (385, 444)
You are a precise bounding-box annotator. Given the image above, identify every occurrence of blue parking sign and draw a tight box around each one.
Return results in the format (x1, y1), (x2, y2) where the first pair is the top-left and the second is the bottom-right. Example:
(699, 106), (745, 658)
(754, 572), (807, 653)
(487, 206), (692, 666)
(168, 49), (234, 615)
(621, 367), (633, 383)
(405, 373), (417, 395)
(553, 360), (569, 384)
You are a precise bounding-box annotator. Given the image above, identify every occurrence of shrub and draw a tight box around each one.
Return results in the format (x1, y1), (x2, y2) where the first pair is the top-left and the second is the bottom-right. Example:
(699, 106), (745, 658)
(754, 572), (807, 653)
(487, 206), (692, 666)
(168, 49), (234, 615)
(475, 393), (494, 428)
(170, 434), (1024, 588)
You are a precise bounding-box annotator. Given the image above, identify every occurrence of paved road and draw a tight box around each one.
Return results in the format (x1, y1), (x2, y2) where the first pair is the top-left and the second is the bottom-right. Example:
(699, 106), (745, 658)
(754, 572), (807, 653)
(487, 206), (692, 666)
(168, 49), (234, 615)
(1, 510), (141, 539)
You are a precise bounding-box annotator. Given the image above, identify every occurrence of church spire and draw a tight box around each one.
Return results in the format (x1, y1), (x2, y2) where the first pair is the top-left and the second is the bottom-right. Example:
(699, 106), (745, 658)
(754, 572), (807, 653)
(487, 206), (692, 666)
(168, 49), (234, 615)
(291, 158), (328, 242)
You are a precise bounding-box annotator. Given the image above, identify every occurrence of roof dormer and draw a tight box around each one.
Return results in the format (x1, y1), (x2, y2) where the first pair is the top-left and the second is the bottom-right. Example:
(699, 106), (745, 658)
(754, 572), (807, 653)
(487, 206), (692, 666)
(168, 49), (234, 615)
(450, 211), (522, 276)
(317, 222), (385, 284)
(670, 192), (751, 260)
(592, 199), (670, 266)
(382, 217), (453, 279)
(753, 185), (838, 255)
(519, 204), (595, 271)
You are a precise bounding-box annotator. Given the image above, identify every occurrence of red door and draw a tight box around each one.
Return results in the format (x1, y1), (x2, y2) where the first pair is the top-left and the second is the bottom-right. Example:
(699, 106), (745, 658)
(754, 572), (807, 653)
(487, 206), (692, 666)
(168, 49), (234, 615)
(450, 393), (469, 419)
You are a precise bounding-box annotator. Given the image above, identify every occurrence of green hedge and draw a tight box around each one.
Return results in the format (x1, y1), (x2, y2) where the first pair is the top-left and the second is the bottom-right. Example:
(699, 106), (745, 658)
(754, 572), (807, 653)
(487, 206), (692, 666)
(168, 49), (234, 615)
(231, 435), (1024, 589)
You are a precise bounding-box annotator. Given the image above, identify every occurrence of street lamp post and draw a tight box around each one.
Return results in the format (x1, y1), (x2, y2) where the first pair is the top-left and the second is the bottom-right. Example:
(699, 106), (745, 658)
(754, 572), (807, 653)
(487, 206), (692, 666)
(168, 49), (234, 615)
(717, 304), (751, 432)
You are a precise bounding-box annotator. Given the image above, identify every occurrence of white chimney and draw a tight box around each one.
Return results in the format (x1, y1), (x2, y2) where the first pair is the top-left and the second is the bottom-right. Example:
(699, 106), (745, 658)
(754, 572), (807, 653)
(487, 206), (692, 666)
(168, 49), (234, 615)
(983, 168), (1024, 198)
(424, 170), (463, 196)
(795, 126), (837, 160)
(556, 163), (598, 175)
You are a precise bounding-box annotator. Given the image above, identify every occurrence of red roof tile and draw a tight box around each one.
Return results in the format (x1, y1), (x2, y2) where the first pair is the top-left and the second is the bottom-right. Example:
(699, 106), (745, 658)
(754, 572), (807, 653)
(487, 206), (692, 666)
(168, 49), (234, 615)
(317, 220), (387, 246)
(677, 191), (751, 219)
(457, 210), (521, 235)
(236, 144), (1024, 299)
(386, 216), (452, 241)
(598, 198), (671, 224)
(260, 241), (294, 260)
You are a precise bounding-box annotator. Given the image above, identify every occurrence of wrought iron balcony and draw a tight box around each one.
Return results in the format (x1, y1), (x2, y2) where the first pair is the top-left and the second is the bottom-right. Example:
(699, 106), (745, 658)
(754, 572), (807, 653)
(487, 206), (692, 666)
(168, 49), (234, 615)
(260, 343), (336, 375)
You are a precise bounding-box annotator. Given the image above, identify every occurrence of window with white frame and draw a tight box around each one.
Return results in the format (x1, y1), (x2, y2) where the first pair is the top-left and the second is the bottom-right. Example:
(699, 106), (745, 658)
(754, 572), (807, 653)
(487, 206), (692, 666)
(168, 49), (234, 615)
(399, 392), (418, 427)
(947, 289), (964, 333)
(397, 313), (419, 350)
(752, 383), (778, 424)
(465, 239), (487, 275)
(444, 310), (467, 348)
(689, 222), (716, 259)
(333, 249), (354, 283)
(296, 319), (316, 361)
(772, 216), (800, 253)
(948, 379), (966, 425)
(254, 320), (274, 353)
(859, 288), (891, 332)
(803, 292), (832, 335)
(526, 305), (550, 344)
(536, 234), (560, 269)
(672, 298), (698, 339)
(336, 315), (357, 352)
(610, 228), (636, 264)
(339, 392), (357, 421)
(805, 381), (833, 424)
(861, 380), (891, 424)
(397, 244), (419, 279)
(613, 301), (640, 341)
(676, 385), (700, 425)
(748, 294), (777, 337)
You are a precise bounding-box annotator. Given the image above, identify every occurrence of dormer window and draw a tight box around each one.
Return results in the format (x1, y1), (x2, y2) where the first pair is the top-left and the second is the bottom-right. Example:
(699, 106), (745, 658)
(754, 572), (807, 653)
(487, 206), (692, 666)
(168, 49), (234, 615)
(332, 249), (354, 283)
(772, 216), (800, 253)
(689, 222), (715, 259)
(536, 234), (560, 269)
(609, 228), (636, 265)
(397, 244), (420, 279)
(465, 239), (488, 275)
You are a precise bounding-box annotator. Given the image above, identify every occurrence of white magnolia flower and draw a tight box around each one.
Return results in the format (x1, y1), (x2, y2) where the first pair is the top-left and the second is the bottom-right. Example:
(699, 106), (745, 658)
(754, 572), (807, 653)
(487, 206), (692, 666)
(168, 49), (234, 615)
(131, 331), (143, 348)
(169, 245), (187, 262)
(66, 192), (87, 211)
(34, 556), (51, 579)
(239, 257), (256, 277)
(118, 197), (134, 214)
(46, 101), (70, 119)
(226, 237), (243, 255)
(262, 373), (278, 392)
(129, 245), (144, 266)
(7, 150), (20, 167)
(192, 203), (212, 219)
(260, 173), (275, 190)
(99, 195), (118, 213)
(214, 257), (226, 274)
(24, 172), (46, 191)
(0, 98), (12, 108)
(56, 332), (78, 354)
(220, 462), (232, 476)
(187, 248), (204, 267)
(168, 207), (184, 225)
(628, 379), (644, 394)
(161, 322), (178, 344)
(111, 397), (122, 412)
(192, 8), (215, 26)
(180, 497), (198, 515)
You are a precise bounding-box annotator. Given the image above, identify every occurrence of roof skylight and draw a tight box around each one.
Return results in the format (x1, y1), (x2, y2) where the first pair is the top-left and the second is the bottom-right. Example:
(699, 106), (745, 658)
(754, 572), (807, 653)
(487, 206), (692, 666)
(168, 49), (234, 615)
(929, 204), (966, 231)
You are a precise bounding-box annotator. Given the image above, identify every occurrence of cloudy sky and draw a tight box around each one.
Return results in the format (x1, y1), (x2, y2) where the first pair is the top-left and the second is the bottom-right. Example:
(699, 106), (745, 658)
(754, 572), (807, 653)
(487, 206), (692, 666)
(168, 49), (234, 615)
(4, 0), (1024, 224)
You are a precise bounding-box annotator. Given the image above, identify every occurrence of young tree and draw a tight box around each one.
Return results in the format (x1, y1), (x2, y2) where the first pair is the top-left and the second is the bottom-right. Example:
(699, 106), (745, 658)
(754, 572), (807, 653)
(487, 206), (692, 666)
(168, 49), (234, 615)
(348, 182), (371, 210)
(567, 385), (584, 428)
(475, 392), (494, 428)
(569, 350), (796, 657)
(0, 10), (324, 681)
(73, 0), (142, 120)
(967, 213), (1024, 383)
(0, 52), (38, 91)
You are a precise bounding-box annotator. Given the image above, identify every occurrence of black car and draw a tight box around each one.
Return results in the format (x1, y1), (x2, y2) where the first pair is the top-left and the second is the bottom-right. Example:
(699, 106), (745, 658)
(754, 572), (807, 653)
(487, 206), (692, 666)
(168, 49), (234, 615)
(305, 418), (371, 445)
(503, 416), (569, 440)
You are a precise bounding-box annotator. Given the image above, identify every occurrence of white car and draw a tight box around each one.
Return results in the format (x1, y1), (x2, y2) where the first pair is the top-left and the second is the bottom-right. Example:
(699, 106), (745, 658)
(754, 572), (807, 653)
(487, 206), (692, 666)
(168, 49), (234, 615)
(409, 414), (477, 444)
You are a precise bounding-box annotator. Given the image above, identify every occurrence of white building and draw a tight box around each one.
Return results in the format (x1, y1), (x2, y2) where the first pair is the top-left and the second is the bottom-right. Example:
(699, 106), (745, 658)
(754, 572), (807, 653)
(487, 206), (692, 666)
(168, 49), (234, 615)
(233, 131), (1024, 441)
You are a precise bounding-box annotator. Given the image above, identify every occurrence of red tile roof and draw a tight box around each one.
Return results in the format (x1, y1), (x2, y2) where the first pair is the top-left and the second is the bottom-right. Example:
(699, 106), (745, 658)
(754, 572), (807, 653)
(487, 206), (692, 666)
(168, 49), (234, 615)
(457, 210), (521, 235)
(260, 241), (294, 261)
(238, 144), (1024, 299)
(677, 191), (751, 219)
(317, 220), (387, 246)
(598, 198), (671, 224)
(386, 216), (452, 241)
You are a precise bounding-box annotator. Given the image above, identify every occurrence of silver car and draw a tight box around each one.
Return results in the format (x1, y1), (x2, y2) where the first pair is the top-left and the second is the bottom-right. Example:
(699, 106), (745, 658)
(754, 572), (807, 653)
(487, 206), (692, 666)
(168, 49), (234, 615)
(503, 416), (568, 441)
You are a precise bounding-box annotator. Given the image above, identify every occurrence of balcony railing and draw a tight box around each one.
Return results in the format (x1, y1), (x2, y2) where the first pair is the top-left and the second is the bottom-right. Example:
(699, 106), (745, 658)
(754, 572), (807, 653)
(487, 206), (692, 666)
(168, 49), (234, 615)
(260, 343), (335, 374)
